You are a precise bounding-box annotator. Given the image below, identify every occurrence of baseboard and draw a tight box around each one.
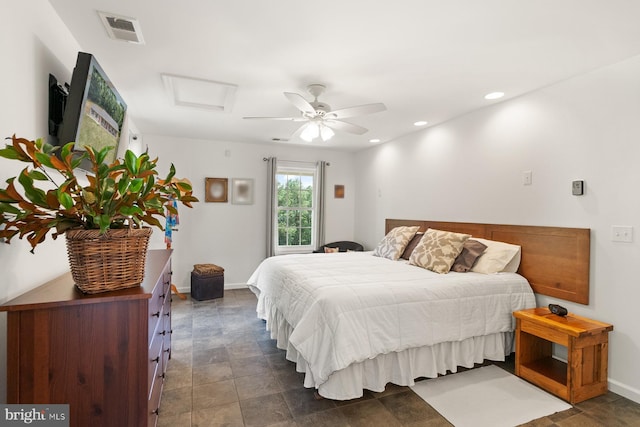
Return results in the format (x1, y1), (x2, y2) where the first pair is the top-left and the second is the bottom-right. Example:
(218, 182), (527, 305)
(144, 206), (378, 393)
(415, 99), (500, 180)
(552, 353), (640, 404)
(608, 379), (640, 404)
(174, 282), (248, 294)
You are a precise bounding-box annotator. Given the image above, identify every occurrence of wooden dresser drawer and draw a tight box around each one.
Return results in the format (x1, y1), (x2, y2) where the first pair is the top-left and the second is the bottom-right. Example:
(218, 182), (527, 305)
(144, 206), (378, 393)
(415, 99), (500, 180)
(148, 370), (163, 427)
(1, 250), (173, 427)
(148, 322), (164, 398)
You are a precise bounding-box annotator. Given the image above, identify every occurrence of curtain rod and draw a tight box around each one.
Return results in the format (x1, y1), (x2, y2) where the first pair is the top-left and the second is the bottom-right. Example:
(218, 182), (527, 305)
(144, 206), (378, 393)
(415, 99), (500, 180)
(263, 157), (330, 166)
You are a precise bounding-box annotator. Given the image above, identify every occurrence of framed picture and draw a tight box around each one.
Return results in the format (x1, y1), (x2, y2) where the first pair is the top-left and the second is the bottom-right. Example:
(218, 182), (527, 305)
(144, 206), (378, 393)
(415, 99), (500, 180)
(205, 177), (228, 202)
(334, 185), (345, 199)
(232, 178), (254, 205)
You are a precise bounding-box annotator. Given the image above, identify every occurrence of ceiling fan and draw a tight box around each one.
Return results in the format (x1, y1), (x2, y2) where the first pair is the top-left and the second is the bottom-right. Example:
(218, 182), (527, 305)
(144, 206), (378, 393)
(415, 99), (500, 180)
(243, 84), (386, 142)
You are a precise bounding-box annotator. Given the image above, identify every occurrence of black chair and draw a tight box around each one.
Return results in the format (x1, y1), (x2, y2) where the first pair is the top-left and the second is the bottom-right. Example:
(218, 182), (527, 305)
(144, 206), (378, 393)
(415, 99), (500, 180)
(313, 241), (364, 253)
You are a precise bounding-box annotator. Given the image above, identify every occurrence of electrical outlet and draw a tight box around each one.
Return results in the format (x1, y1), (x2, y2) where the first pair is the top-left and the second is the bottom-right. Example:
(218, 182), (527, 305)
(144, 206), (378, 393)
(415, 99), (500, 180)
(523, 170), (532, 185)
(612, 226), (633, 243)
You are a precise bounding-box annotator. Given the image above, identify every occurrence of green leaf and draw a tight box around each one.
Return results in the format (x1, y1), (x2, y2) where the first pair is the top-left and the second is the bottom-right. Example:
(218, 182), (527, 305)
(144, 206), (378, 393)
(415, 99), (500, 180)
(61, 142), (74, 159)
(34, 152), (54, 168)
(58, 191), (74, 210)
(0, 202), (21, 214)
(142, 175), (155, 196)
(95, 146), (114, 166)
(0, 147), (20, 160)
(117, 175), (130, 195)
(28, 170), (48, 181)
(129, 178), (143, 193)
(176, 181), (192, 191)
(119, 205), (144, 217)
(164, 164), (176, 183)
(124, 150), (138, 175)
(98, 214), (112, 233)
(18, 169), (47, 207)
(70, 155), (84, 170)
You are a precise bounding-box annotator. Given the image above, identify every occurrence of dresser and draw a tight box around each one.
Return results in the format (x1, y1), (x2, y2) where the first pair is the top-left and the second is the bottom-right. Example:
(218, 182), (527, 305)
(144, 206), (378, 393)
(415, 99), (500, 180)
(0, 249), (172, 427)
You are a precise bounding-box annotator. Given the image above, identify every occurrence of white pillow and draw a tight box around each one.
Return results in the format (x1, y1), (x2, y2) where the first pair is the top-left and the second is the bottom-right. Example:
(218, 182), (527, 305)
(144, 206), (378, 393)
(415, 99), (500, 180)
(373, 226), (420, 260)
(470, 238), (521, 274)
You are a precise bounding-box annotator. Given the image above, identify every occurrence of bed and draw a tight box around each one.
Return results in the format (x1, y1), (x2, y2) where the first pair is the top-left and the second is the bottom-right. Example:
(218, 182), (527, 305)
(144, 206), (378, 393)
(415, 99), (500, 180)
(247, 219), (590, 400)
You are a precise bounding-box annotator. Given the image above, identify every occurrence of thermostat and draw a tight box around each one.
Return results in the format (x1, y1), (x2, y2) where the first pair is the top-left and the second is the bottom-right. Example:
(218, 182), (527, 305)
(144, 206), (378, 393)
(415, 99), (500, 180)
(572, 180), (584, 196)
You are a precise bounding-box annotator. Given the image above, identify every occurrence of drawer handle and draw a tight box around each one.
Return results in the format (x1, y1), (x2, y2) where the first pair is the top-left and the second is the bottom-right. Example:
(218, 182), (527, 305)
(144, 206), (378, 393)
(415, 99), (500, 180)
(159, 293), (166, 299)
(164, 312), (171, 317)
(159, 373), (165, 379)
(151, 356), (160, 364)
(164, 348), (171, 354)
(151, 311), (160, 317)
(159, 331), (166, 336)
(152, 408), (159, 416)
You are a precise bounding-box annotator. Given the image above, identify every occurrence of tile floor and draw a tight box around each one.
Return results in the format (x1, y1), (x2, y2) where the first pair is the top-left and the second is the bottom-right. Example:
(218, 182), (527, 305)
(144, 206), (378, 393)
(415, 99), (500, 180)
(158, 289), (640, 427)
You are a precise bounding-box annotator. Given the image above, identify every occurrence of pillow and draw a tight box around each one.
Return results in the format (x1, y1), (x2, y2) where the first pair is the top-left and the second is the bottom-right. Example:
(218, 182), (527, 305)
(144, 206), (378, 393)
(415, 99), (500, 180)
(400, 232), (424, 260)
(451, 239), (487, 272)
(324, 247), (339, 253)
(373, 226), (420, 260)
(409, 228), (471, 274)
(470, 238), (521, 274)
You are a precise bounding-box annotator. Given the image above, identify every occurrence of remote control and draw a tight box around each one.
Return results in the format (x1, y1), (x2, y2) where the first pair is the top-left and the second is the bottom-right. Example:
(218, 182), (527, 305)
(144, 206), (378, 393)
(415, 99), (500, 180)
(548, 303), (568, 317)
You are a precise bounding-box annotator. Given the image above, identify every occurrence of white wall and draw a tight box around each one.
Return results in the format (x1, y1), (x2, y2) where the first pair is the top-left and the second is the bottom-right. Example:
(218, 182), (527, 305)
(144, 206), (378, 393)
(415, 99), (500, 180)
(0, 2), (356, 403)
(5, 0), (638, 407)
(354, 55), (640, 403)
(143, 134), (356, 291)
(0, 2), (84, 403)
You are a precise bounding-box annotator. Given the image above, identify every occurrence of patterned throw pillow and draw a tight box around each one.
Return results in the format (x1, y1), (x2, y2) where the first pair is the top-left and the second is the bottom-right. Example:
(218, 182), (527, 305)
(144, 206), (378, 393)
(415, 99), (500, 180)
(373, 226), (421, 260)
(409, 228), (471, 273)
(324, 247), (339, 253)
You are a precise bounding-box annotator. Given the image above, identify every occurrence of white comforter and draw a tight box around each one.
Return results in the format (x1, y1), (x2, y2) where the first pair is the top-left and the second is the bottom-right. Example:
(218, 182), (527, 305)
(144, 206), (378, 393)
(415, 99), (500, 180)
(247, 251), (535, 388)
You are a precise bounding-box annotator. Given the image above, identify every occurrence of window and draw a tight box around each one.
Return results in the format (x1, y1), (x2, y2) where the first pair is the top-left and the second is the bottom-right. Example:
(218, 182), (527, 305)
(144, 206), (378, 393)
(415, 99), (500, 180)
(275, 162), (317, 254)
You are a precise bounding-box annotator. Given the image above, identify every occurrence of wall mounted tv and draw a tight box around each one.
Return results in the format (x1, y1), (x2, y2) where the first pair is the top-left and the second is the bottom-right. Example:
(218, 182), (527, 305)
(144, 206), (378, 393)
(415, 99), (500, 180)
(58, 52), (127, 169)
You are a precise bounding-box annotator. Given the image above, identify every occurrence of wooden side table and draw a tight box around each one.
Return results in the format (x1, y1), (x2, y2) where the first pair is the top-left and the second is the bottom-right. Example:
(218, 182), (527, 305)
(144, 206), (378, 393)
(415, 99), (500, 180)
(513, 307), (613, 404)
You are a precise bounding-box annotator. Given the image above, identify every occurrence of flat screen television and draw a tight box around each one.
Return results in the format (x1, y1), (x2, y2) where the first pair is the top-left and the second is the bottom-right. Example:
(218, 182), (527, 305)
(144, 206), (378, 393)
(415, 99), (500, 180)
(58, 52), (127, 169)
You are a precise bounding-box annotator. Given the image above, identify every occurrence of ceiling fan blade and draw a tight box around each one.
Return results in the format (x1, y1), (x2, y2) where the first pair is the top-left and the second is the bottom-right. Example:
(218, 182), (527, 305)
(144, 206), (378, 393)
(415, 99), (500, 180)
(324, 120), (368, 135)
(325, 103), (386, 120)
(284, 92), (316, 115)
(242, 116), (307, 121)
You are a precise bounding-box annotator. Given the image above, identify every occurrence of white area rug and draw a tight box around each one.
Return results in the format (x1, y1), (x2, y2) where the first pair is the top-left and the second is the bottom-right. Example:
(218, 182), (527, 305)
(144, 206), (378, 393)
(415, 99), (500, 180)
(410, 365), (571, 427)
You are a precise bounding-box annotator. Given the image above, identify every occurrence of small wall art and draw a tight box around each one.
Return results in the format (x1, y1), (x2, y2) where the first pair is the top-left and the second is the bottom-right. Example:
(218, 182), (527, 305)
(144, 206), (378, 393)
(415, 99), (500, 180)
(334, 185), (345, 199)
(205, 177), (228, 202)
(232, 178), (254, 205)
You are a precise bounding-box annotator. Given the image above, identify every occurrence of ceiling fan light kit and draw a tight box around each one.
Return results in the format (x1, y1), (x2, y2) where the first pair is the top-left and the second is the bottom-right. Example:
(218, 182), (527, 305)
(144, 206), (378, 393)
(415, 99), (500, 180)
(244, 84), (386, 142)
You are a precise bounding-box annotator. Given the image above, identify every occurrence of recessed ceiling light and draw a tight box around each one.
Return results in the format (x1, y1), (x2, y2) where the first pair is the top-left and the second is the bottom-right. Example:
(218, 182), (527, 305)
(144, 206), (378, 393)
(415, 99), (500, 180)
(369, 138), (381, 143)
(414, 121), (428, 126)
(484, 92), (504, 100)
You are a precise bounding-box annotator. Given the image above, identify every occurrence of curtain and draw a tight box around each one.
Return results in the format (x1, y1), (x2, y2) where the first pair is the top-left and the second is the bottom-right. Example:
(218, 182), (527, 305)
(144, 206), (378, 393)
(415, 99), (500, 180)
(316, 161), (327, 248)
(266, 157), (277, 257)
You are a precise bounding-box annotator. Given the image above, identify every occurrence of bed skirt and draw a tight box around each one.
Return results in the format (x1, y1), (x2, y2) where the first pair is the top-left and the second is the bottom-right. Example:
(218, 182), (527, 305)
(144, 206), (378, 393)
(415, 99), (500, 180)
(256, 289), (515, 400)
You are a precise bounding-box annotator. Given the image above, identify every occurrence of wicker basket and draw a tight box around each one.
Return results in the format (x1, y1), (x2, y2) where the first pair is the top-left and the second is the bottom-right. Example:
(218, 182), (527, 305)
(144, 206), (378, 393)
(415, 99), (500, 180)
(65, 227), (152, 294)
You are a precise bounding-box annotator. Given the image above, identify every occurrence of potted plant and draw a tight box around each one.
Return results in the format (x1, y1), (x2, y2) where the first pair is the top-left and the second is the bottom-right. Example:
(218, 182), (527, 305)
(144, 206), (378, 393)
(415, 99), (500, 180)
(0, 135), (198, 293)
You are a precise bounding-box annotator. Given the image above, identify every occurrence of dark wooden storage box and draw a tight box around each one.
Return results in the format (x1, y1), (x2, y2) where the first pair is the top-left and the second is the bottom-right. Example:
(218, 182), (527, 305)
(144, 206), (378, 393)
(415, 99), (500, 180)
(191, 271), (224, 300)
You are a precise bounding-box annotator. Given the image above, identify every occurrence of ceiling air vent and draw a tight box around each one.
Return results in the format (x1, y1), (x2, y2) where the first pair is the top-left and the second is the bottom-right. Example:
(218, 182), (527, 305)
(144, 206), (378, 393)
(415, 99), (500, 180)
(98, 11), (145, 44)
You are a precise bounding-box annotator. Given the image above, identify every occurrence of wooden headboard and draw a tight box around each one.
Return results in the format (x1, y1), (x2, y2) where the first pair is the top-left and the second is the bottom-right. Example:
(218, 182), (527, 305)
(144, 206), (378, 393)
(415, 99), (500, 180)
(386, 219), (590, 305)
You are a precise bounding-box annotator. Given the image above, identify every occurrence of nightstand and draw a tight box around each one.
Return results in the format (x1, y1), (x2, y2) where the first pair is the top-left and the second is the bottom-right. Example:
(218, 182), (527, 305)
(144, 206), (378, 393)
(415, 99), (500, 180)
(513, 307), (613, 404)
